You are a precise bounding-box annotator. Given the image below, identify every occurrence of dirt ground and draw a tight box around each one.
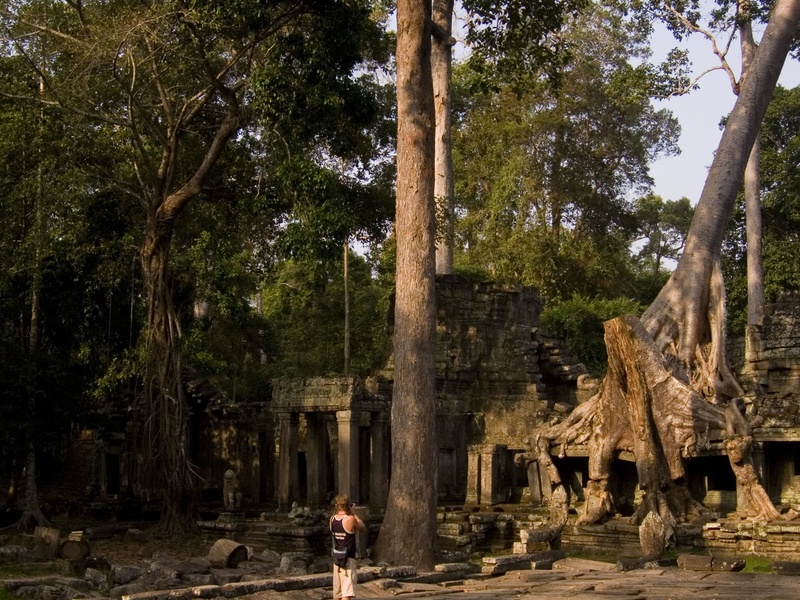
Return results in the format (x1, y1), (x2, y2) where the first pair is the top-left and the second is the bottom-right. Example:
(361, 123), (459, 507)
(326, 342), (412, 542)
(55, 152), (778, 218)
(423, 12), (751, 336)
(85, 530), (211, 565)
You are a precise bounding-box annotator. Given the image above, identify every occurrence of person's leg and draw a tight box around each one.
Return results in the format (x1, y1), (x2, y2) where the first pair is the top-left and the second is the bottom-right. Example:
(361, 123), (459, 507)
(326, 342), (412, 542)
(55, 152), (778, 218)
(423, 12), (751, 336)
(340, 559), (357, 599)
(333, 563), (343, 599)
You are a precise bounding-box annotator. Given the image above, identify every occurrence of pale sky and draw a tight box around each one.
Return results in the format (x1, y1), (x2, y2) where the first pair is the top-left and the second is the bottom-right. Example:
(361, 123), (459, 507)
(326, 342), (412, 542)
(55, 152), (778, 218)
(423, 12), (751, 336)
(647, 22), (800, 203)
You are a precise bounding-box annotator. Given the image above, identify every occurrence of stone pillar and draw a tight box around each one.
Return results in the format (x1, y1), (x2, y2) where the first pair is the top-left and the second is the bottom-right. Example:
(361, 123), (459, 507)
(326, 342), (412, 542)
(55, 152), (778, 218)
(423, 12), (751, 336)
(527, 461), (543, 505)
(278, 412), (299, 511)
(305, 412), (327, 509)
(466, 446), (481, 504)
(481, 444), (507, 505)
(337, 410), (360, 503)
(369, 412), (390, 509)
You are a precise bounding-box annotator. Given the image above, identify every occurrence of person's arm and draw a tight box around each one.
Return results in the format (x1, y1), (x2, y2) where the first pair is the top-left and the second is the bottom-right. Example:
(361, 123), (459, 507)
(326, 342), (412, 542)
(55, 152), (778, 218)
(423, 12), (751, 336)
(344, 514), (366, 533)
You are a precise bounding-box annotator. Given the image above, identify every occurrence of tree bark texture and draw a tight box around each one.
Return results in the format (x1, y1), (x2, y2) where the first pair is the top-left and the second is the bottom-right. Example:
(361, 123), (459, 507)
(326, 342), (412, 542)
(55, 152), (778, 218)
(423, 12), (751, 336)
(432, 0), (455, 275)
(140, 214), (197, 533)
(643, 0), (800, 387)
(740, 14), (765, 333)
(539, 315), (782, 532)
(372, 0), (438, 571)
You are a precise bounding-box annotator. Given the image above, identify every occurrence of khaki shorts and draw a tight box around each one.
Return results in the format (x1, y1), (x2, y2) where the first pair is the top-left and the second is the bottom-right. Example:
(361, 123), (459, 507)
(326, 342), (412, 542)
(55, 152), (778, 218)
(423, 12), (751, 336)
(333, 558), (357, 598)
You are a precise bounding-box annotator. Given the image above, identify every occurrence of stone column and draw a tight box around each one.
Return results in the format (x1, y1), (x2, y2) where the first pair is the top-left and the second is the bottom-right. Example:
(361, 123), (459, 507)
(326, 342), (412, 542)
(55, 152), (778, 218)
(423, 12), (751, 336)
(466, 446), (481, 504)
(337, 410), (360, 503)
(278, 412), (299, 511)
(369, 412), (390, 509)
(481, 444), (507, 505)
(305, 412), (327, 509)
(527, 460), (543, 505)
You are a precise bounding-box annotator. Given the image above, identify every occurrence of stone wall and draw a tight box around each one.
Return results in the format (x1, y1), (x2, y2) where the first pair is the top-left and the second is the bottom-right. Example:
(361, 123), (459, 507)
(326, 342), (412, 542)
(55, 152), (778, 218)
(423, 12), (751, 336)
(382, 275), (589, 450)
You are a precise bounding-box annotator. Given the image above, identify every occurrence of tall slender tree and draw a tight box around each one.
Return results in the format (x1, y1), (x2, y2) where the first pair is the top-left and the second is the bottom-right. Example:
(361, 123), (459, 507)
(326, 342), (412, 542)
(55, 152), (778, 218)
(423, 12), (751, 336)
(373, 0), (438, 570)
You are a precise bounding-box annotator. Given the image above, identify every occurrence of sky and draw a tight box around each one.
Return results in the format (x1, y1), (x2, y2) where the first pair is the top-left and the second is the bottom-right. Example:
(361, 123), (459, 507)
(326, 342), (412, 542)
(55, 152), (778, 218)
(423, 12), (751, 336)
(647, 22), (800, 203)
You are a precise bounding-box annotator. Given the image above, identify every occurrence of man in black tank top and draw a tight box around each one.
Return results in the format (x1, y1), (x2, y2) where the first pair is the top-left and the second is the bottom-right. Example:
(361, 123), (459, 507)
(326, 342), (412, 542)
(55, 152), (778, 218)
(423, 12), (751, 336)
(330, 494), (366, 600)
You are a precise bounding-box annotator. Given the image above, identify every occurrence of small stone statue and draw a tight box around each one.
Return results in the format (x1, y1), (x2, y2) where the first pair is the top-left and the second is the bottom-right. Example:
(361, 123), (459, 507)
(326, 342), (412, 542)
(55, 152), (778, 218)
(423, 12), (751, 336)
(223, 469), (242, 510)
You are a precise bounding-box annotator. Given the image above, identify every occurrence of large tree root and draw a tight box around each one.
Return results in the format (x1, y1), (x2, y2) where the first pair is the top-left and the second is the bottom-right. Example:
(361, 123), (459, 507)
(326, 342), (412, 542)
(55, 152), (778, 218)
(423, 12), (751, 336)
(532, 314), (787, 556)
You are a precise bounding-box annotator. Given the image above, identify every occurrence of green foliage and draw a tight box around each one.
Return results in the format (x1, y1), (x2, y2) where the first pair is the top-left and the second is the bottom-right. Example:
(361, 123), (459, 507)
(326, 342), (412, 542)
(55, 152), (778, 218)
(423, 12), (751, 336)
(723, 85), (800, 334)
(260, 252), (391, 378)
(541, 295), (645, 376)
(452, 3), (679, 304)
(632, 194), (693, 301)
(461, 0), (587, 88)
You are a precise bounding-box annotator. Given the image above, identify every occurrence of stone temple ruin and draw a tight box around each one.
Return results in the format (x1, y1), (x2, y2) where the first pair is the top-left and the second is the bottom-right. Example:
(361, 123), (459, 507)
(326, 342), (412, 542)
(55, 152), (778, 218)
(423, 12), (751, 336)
(30, 280), (800, 560)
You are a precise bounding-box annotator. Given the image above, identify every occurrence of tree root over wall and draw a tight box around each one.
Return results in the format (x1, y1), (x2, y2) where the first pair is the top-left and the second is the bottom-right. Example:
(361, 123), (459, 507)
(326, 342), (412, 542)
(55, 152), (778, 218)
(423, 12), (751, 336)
(531, 314), (792, 555)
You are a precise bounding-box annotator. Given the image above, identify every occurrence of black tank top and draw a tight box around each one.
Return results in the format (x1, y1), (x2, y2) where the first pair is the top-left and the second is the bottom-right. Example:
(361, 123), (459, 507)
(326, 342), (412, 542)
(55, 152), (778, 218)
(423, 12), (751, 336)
(330, 516), (356, 559)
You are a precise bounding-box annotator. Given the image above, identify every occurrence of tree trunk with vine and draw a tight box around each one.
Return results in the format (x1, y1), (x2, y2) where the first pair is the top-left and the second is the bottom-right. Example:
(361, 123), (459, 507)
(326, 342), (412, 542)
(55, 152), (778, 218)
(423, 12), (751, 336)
(140, 215), (197, 533)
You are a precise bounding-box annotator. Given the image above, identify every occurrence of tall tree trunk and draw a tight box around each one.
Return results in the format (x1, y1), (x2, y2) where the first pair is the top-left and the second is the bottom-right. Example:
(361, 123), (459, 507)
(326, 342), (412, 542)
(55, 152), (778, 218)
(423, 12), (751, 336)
(740, 12), (765, 363)
(373, 0), (437, 570)
(11, 88), (52, 530)
(643, 0), (798, 381)
(343, 242), (351, 376)
(140, 216), (197, 533)
(432, 0), (454, 275)
(135, 108), (240, 533)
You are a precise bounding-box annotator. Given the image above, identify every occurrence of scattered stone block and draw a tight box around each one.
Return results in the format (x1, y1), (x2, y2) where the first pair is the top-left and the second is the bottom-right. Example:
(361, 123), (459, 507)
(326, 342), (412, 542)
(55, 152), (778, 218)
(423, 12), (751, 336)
(434, 562), (477, 573)
(210, 569), (242, 585)
(384, 565), (416, 578)
(772, 560), (800, 575)
(552, 557), (616, 572)
(639, 511), (666, 561)
(710, 556), (745, 572)
(190, 584), (222, 598)
(111, 565), (145, 585)
(677, 554), (713, 570)
(207, 539), (248, 569)
(181, 574), (214, 586)
(371, 578), (401, 590)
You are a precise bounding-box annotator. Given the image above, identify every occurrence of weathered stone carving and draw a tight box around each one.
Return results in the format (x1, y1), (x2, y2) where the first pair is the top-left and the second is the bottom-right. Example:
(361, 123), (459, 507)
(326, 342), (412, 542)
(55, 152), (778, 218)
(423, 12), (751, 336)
(223, 469), (242, 511)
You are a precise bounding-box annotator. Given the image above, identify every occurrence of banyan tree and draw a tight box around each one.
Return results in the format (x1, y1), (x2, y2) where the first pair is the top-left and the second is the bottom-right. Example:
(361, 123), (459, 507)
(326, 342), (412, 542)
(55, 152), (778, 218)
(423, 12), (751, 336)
(524, 0), (800, 551)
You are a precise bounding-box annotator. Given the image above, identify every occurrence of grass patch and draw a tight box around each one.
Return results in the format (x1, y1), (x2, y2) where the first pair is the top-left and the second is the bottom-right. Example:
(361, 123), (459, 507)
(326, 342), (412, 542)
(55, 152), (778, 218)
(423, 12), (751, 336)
(741, 556), (772, 573)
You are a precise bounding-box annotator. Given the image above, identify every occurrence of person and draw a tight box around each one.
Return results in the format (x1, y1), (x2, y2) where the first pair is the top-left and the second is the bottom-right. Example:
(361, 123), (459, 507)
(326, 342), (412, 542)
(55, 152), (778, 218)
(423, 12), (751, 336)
(330, 494), (366, 600)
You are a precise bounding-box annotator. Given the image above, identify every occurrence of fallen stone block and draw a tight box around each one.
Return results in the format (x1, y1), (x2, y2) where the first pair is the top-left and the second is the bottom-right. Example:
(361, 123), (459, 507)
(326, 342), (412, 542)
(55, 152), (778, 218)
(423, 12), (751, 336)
(288, 573), (332, 588)
(112, 565), (145, 585)
(190, 585), (222, 598)
(772, 560), (800, 576)
(677, 554), (713, 571)
(552, 558), (616, 572)
(218, 579), (281, 597)
(434, 562), (478, 573)
(710, 556), (745, 572)
(371, 578), (401, 590)
(210, 569), (242, 585)
(384, 566), (416, 578)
